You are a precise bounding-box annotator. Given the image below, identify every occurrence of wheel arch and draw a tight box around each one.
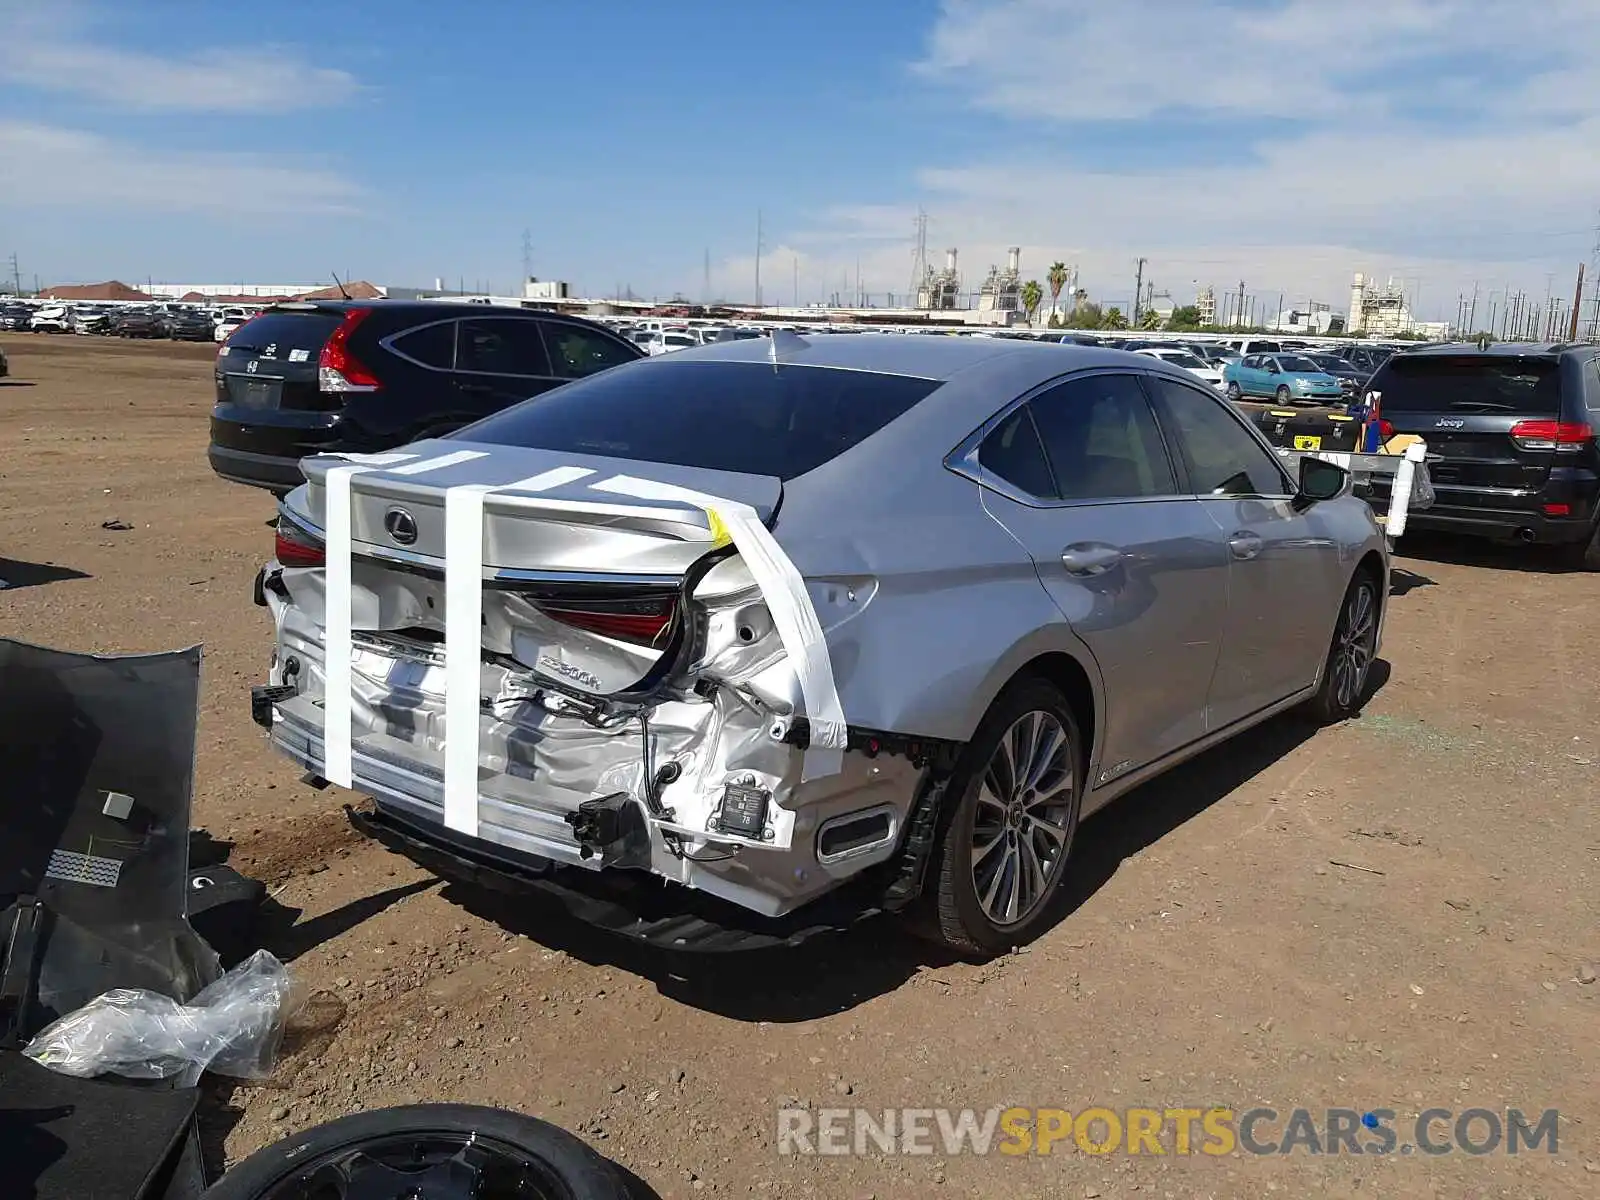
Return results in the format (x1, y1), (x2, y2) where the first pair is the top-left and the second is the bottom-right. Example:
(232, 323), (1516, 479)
(960, 631), (1104, 786)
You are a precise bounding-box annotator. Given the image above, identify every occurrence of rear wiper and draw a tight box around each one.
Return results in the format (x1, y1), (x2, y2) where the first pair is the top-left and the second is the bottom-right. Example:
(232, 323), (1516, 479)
(1446, 401), (1516, 411)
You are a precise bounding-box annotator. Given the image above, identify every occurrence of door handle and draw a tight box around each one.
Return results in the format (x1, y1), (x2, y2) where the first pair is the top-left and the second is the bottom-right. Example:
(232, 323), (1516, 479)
(1060, 544), (1123, 576)
(454, 379), (495, 395)
(1228, 531), (1264, 561)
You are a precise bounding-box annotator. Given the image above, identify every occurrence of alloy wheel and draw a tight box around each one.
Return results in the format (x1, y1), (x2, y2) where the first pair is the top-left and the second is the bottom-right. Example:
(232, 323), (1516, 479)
(970, 710), (1076, 927)
(1330, 581), (1377, 710)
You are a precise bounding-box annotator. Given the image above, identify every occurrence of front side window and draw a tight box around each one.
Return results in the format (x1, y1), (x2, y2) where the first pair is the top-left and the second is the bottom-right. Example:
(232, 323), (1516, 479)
(542, 324), (638, 378)
(1146, 376), (1291, 497)
(1027, 373), (1177, 499)
(457, 318), (553, 377)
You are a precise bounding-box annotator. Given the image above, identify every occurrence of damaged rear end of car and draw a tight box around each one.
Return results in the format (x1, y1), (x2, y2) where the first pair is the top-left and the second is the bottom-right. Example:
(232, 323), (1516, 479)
(253, 441), (933, 928)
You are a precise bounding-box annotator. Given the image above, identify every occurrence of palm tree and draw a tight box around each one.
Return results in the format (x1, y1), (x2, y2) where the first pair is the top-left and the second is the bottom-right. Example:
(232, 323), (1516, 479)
(1102, 306), (1128, 330)
(1021, 279), (1043, 325)
(1046, 262), (1068, 320)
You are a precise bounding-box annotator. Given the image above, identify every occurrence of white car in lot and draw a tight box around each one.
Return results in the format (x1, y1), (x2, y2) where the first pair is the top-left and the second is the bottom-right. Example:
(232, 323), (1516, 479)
(29, 305), (71, 333)
(643, 331), (699, 355)
(213, 307), (258, 343)
(1134, 347), (1225, 389)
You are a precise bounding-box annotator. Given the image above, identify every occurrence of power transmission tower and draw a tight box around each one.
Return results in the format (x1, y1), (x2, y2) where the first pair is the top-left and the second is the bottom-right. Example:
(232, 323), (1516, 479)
(520, 229), (532, 290)
(6, 252), (19, 296)
(909, 209), (929, 302)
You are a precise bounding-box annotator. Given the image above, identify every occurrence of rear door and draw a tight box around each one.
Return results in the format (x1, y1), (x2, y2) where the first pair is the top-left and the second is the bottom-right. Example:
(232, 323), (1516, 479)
(452, 317), (561, 414)
(216, 308), (342, 416)
(1374, 354), (1563, 498)
(969, 371), (1230, 775)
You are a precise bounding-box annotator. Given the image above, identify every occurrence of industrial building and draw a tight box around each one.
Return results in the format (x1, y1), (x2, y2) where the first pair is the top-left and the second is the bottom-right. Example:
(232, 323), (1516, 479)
(1195, 285), (1216, 326)
(916, 248), (963, 311)
(976, 248), (1023, 314)
(1347, 272), (1412, 336)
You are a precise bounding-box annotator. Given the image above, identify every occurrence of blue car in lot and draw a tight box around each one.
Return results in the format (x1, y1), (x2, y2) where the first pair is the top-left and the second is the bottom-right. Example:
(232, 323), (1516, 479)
(1223, 353), (1346, 403)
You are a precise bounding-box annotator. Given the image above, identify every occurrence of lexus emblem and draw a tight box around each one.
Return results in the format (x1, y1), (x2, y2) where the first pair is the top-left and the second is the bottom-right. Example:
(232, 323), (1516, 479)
(383, 507), (418, 546)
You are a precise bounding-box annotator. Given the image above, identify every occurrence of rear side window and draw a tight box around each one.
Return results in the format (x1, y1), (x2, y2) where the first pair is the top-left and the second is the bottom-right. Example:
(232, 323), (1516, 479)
(979, 407), (1056, 498)
(459, 360), (939, 480)
(457, 318), (552, 377)
(391, 321), (456, 369)
(1029, 374), (1176, 499)
(1374, 356), (1561, 414)
(226, 311), (340, 355)
(543, 324), (638, 378)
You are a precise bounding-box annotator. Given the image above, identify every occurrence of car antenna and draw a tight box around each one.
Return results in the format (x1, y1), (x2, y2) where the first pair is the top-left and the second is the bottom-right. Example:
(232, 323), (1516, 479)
(331, 271), (352, 300)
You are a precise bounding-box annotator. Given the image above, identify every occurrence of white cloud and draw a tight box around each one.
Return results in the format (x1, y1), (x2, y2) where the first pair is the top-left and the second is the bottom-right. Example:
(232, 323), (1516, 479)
(758, 1), (1600, 323)
(0, 121), (361, 215)
(0, 6), (357, 113)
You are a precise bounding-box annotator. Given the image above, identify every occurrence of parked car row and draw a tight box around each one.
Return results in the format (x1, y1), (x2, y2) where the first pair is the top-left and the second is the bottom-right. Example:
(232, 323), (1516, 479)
(0, 299), (261, 340)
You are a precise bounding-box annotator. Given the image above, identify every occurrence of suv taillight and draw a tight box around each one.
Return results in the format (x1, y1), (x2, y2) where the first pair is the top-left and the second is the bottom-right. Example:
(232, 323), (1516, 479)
(318, 308), (381, 393)
(1509, 420), (1593, 452)
(274, 517), (325, 568)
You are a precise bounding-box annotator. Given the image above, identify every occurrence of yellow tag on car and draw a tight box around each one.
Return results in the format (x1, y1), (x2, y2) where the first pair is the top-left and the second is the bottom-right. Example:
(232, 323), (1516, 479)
(1293, 435), (1323, 450)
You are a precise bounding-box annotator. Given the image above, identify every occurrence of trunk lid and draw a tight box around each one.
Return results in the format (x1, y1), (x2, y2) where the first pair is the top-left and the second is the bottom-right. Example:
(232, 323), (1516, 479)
(291, 441), (783, 696)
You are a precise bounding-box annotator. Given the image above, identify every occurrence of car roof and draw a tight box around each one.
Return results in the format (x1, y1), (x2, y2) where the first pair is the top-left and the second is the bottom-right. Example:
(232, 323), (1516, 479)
(663, 331), (1140, 381)
(265, 299), (598, 324)
(1395, 341), (1598, 360)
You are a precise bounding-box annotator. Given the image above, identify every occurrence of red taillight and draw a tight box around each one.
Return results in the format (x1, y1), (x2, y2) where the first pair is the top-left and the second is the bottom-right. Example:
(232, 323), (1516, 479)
(1509, 420), (1593, 452)
(274, 519), (325, 568)
(1543, 502), (1572, 516)
(318, 308), (381, 392)
(537, 599), (676, 646)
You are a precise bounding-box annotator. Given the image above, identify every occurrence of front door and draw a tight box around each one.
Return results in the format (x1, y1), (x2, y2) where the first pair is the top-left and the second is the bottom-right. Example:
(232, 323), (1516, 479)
(1144, 374), (1344, 727)
(971, 372), (1231, 778)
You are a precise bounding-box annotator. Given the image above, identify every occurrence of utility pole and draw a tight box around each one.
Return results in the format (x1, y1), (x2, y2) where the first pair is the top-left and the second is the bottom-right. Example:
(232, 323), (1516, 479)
(1132, 258), (1147, 324)
(1468, 281), (1478, 334)
(702, 248), (710, 305)
(1236, 280), (1246, 331)
(754, 210), (763, 309)
(521, 229), (533, 290)
(1568, 260), (1580, 340)
(793, 255), (799, 308)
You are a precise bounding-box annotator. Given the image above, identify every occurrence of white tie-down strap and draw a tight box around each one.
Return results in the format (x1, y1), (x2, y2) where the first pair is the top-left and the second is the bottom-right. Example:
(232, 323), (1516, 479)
(440, 466), (603, 836)
(319, 452), (420, 788)
(590, 475), (847, 780)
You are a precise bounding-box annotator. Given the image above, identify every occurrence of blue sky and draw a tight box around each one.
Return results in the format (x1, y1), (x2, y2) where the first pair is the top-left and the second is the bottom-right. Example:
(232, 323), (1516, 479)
(4, 0), (1599, 322)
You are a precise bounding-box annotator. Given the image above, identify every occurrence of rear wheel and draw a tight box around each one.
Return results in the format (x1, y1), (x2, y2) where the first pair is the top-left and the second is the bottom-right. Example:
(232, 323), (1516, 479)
(1225, 381), (1242, 400)
(1304, 569), (1380, 722)
(1275, 384), (1292, 403)
(922, 679), (1083, 958)
(1568, 520), (1600, 571)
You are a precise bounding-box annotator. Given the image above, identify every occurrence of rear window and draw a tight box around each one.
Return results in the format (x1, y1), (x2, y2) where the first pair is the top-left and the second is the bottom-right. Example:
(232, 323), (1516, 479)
(1374, 356), (1562, 414)
(458, 360), (940, 480)
(227, 311), (340, 355)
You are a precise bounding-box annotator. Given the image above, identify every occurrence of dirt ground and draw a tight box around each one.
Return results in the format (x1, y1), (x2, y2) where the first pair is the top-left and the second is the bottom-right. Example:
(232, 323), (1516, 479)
(3, 333), (1597, 1199)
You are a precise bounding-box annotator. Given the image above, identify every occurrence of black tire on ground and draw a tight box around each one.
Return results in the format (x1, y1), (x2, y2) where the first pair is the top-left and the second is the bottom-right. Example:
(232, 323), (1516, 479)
(921, 676), (1085, 959)
(1303, 567), (1381, 723)
(1275, 384), (1292, 403)
(1567, 520), (1600, 571)
(1225, 381), (1242, 400)
(200, 1104), (630, 1199)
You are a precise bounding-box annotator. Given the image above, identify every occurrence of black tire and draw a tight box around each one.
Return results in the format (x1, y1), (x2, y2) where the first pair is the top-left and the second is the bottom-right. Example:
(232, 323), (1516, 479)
(1225, 381), (1242, 401)
(201, 1104), (629, 1200)
(1304, 568), (1381, 723)
(1567, 520), (1600, 571)
(921, 677), (1084, 958)
(1275, 384), (1292, 403)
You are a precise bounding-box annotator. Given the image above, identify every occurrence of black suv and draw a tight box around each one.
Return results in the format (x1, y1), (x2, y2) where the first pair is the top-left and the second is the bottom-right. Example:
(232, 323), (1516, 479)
(208, 301), (644, 494)
(1367, 342), (1600, 566)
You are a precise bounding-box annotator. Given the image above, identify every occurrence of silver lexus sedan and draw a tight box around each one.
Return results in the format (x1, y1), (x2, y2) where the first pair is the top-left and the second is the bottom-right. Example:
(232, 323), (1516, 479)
(252, 334), (1386, 956)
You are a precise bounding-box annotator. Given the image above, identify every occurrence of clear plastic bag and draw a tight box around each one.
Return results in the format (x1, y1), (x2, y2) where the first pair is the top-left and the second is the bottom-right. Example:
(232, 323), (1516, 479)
(22, 949), (300, 1085)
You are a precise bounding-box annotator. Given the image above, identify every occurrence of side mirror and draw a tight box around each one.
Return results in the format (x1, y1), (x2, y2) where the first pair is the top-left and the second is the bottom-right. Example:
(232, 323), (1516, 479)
(1295, 455), (1347, 506)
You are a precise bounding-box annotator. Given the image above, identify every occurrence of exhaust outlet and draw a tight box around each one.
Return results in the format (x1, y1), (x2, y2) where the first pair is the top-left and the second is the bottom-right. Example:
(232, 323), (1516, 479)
(1515, 527), (1537, 543)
